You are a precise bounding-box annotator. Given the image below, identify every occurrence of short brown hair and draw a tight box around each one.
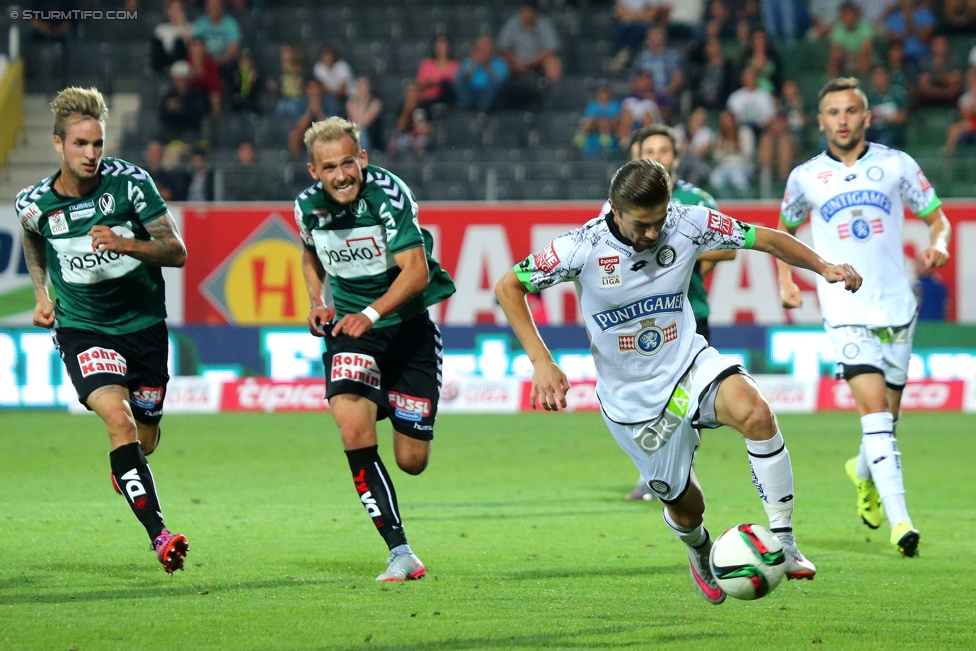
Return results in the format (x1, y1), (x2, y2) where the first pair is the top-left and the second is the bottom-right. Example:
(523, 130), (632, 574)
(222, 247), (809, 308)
(609, 159), (672, 213)
(51, 87), (108, 139)
(630, 124), (679, 158)
(818, 77), (869, 112)
(303, 116), (362, 163)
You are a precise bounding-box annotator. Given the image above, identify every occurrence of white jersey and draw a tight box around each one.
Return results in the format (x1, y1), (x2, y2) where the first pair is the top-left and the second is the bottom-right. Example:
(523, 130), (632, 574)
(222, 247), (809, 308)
(781, 143), (941, 328)
(514, 205), (751, 424)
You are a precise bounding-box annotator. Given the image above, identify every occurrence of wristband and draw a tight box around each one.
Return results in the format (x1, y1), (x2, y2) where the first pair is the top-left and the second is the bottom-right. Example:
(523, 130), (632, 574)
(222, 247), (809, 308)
(361, 306), (381, 324)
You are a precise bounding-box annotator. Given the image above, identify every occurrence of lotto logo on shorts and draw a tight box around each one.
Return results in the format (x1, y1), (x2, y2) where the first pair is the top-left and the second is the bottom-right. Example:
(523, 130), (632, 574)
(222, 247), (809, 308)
(533, 243), (560, 273)
(706, 210), (733, 235)
(131, 386), (164, 410)
(331, 353), (381, 388)
(77, 347), (127, 378)
(388, 392), (431, 422)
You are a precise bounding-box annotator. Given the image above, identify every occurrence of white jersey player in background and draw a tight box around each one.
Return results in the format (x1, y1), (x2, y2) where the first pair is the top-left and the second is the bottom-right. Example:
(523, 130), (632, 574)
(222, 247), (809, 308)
(496, 159), (862, 603)
(777, 77), (951, 558)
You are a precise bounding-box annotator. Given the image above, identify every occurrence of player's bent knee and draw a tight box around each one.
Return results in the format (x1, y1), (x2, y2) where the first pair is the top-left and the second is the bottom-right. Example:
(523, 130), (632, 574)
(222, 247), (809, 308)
(397, 454), (429, 475)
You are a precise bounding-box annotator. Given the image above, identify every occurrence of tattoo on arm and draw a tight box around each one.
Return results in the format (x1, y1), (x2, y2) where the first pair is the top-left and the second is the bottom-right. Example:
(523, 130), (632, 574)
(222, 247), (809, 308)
(22, 230), (50, 295)
(131, 213), (188, 267)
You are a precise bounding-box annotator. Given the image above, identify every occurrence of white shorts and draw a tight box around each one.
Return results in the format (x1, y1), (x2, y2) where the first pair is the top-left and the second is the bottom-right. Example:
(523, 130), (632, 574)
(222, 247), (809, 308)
(602, 346), (743, 503)
(825, 318), (916, 389)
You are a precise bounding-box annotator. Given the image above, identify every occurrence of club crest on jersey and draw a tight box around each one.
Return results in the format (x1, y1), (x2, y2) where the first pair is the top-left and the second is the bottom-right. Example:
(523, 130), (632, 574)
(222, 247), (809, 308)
(48, 210), (69, 235)
(533, 243), (560, 273)
(352, 199), (368, 217)
(599, 256), (621, 286)
(99, 193), (116, 215)
(591, 292), (683, 331)
(618, 318), (677, 356)
(867, 166), (883, 181)
(656, 245), (676, 267)
(820, 191), (891, 222)
(838, 211), (883, 241)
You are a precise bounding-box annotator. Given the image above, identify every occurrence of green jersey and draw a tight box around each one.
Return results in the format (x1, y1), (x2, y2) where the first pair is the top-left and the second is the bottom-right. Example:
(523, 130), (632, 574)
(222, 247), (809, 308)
(671, 179), (719, 321)
(16, 157), (169, 334)
(294, 164), (455, 325)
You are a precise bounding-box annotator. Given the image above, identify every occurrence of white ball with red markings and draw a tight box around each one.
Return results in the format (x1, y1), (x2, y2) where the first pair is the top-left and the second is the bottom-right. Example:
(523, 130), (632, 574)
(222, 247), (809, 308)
(709, 523), (786, 600)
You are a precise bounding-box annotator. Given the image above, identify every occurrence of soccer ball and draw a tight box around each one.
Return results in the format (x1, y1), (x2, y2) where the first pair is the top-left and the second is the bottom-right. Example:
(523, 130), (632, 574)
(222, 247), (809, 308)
(709, 524), (786, 600)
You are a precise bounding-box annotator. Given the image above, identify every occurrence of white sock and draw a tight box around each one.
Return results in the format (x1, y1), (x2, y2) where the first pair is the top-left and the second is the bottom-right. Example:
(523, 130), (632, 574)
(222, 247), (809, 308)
(860, 412), (911, 526)
(745, 431), (794, 531)
(857, 417), (898, 479)
(662, 509), (707, 548)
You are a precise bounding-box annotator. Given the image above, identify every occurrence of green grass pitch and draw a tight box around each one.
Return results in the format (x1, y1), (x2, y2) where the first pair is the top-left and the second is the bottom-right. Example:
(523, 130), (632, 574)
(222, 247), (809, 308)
(1, 410), (974, 650)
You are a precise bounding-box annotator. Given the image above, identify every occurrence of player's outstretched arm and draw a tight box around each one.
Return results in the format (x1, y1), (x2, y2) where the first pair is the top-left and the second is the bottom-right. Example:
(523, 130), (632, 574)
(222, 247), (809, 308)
(920, 207), (951, 269)
(22, 229), (54, 328)
(495, 271), (569, 411)
(331, 245), (429, 339)
(302, 248), (334, 337)
(753, 224), (862, 293)
(774, 219), (804, 308)
(88, 212), (187, 267)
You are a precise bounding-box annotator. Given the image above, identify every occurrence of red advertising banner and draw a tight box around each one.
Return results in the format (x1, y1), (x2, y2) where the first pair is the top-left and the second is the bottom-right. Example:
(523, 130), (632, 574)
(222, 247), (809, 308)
(183, 201), (975, 325)
(816, 378), (966, 411)
(221, 377), (329, 412)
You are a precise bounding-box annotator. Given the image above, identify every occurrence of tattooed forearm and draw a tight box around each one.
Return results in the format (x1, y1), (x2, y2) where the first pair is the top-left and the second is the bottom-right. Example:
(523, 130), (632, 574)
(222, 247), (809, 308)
(22, 230), (51, 295)
(127, 212), (188, 267)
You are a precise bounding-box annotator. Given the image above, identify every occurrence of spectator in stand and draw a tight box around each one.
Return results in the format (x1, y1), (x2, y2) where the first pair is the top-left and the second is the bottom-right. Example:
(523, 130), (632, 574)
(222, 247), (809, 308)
(807, 0), (845, 40)
(186, 37), (223, 116)
(574, 79), (622, 160)
(631, 26), (685, 101)
(312, 45), (354, 118)
(944, 0), (976, 33)
(193, 0), (241, 78)
(272, 44), (308, 119)
(866, 66), (908, 147)
(757, 81), (804, 184)
(455, 35), (510, 112)
(675, 106), (716, 187)
(779, 78), (811, 149)
(709, 108), (755, 198)
(225, 141), (266, 201)
(388, 83), (433, 159)
(184, 146), (217, 202)
(497, 1), (563, 84)
(159, 60), (209, 143)
(609, 0), (665, 72)
(916, 34), (964, 108)
(618, 71), (664, 144)
(229, 48), (262, 114)
(741, 29), (783, 95)
(760, 0), (797, 42)
(415, 35), (459, 113)
(705, 0), (738, 38)
(852, 0), (898, 35)
(668, 0), (707, 41)
(829, 2), (874, 75)
(143, 140), (185, 202)
(886, 39), (917, 98)
(943, 67), (976, 155)
(885, 0), (937, 63)
(694, 37), (736, 109)
(346, 76), (384, 152)
(151, 0), (192, 74)
(29, 0), (78, 45)
(726, 66), (777, 139)
(288, 79), (330, 154)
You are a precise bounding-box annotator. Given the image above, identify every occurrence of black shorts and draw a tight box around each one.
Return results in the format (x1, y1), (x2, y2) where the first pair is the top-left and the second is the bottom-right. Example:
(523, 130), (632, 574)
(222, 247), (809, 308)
(324, 312), (442, 440)
(53, 321), (170, 424)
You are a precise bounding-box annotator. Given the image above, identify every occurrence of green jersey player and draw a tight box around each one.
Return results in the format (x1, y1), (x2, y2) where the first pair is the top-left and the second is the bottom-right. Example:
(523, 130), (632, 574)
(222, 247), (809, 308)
(295, 117), (455, 582)
(17, 87), (189, 574)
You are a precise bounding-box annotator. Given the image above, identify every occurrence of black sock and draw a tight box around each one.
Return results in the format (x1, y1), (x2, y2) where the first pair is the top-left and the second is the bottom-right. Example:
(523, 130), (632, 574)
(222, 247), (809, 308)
(110, 442), (166, 541)
(345, 446), (408, 550)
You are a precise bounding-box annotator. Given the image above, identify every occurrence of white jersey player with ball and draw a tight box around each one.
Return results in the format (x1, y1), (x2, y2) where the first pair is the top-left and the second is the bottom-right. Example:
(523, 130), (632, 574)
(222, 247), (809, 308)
(497, 159), (863, 604)
(777, 77), (951, 558)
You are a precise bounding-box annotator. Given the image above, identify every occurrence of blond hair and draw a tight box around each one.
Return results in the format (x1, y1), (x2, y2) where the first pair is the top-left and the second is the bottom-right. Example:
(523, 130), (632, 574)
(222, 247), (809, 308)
(51, 87), (108, 139)
(818, 77), (869, 113)
(303, 117), (361, 163)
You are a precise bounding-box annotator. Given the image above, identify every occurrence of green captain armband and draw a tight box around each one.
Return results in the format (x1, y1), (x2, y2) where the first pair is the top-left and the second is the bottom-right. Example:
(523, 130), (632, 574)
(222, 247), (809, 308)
(741, 222), (757, 249)
(513, 260), (539, 293)
(916, 195), (942, 218)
